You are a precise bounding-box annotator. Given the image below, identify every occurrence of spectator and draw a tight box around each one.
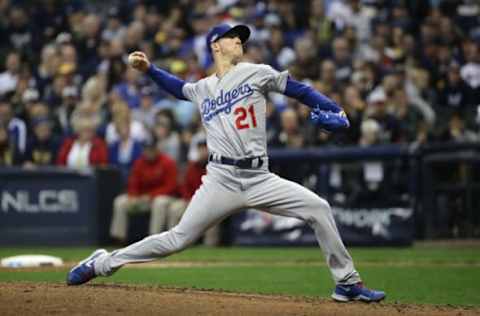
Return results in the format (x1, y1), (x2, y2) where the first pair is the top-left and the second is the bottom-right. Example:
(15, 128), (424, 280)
(342, 85), (366, 144)
(319, 59), (340, 94)
(359, 119), (381, 147)
(58, 43), (82, 86)
(153, 61), (198, 128)
(124, 20), (145, 53)
(56, 109), (108, 168)
(24, 101), (61, 136)
(75, 14), (102, 78)
(309, 0), (334, 47)
(35, 45), (59, 95)
(266, 26), (295, 70)
(110, 137), (178, 242)
(43, 70), (67, 109)
(4, 6), (34, 53)
(266, 102), (281, 146)
(102, 8), (127, 42)
(7, 64), (35, 119)
(105, 103), (150, 145)
(271, 108), (305, 149)
(0, 51), (21, 96)
(16, 88), (40, 124)
(186, 129), (206, 163)
(153, 109), (181, 162)
(438, 113), (478, 143)
(384, 26), (407, 66)
(331, 36), (354, 83)
(270, 108), (310, 184)
(23, 117), (60, 167)
(404, 68), (436, 125)
(55, 85), (80, 135)
(350, 119), (395, 203)
(289, 36), (319, 80)
(108, 115), (144, 184)
(132, 86), (160, 130)
(327, 0), (371, 40)
(440, 62), (473, 107)
(392, 88), (424, 143)
(366, 89), (401, 143)
(81, 74), (108, 114)
(0, 99), (27, 154)
(351, 61), (376, 98)
(0, 122), (21, 166)
(460, 40), (480, 100)
(99, 38), (128, 90)
(113, 67), (142, 109)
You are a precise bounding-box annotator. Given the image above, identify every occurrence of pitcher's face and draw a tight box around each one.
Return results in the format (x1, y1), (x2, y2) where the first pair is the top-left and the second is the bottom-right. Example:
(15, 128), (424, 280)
(213, 34), (243, 62)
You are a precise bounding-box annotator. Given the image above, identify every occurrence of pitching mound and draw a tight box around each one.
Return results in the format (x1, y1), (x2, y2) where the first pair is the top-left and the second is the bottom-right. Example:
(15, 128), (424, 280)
(0, 282), (478, 316)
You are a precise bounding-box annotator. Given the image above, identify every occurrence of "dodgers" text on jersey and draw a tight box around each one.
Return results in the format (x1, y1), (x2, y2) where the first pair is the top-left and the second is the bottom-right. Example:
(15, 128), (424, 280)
(201, 83), (254, 122)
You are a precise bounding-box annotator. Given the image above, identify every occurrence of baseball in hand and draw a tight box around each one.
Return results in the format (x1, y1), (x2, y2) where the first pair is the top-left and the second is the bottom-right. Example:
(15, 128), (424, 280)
(128, 51), (149, 72)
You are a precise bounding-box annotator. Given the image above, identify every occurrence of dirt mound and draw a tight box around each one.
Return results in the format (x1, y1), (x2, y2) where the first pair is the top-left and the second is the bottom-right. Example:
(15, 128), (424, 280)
(0, 282), (478, 316)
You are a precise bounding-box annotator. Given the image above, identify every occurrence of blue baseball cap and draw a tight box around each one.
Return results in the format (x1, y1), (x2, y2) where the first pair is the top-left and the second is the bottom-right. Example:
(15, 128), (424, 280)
(206, 23), (250, 54)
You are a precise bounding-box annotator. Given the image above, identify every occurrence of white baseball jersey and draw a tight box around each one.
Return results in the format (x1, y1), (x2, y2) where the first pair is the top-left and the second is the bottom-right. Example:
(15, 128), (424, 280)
(182, 62), (289, 158)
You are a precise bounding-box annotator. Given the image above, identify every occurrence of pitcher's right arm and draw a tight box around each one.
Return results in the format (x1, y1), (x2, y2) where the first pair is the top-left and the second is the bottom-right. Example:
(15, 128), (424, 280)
(128, 51), (188, 101)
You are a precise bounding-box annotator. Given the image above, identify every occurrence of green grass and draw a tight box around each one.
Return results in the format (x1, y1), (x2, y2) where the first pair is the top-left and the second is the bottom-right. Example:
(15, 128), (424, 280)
(1, 245), (479, 263)
(1, 245), (480, 306)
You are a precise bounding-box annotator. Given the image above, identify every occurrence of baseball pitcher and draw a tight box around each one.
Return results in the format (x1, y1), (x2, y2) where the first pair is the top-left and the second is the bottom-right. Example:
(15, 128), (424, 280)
(67, 24), (385, 302)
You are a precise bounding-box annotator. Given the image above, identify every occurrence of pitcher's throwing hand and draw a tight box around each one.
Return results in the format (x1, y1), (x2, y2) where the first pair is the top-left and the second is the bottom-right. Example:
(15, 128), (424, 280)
(128, 51), (150, 72)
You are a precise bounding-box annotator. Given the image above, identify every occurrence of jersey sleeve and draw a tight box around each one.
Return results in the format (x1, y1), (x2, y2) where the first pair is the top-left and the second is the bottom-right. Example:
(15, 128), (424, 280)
(182, 82), (198, 103)
(256, 64), (289, 94)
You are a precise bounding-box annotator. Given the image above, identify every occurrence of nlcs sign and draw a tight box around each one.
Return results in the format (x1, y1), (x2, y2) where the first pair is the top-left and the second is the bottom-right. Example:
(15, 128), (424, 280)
(1, 190), (79, 213)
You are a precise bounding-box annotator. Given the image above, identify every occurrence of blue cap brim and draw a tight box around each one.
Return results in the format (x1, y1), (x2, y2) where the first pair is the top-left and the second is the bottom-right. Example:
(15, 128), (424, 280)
(220, 24), (250, 44)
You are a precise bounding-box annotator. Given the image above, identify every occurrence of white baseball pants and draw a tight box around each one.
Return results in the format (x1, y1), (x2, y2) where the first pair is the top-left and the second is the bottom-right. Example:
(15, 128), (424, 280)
(95, 163), (361, 285)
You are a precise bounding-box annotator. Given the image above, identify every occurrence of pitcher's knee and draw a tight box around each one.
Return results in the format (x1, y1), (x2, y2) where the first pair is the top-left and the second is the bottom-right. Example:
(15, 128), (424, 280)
(304, 197), (333, 223)
(306, 196), (331, 212)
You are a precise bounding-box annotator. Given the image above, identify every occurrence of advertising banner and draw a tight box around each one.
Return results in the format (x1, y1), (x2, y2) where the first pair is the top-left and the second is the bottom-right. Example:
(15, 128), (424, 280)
(230, 206), (414, 247)
(0, 168), (98, 245)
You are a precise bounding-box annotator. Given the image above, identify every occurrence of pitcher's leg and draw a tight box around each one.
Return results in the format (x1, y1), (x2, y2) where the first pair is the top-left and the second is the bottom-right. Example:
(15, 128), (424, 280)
(95, 177), (244, 276)
(247, 174), (360, 285)
(110, 194), (130, 241)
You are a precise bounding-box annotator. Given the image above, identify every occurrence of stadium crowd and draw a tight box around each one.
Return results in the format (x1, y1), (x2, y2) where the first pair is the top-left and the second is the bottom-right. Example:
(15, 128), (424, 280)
(0, 0), (480, 168)
(0, 0), (479, 171)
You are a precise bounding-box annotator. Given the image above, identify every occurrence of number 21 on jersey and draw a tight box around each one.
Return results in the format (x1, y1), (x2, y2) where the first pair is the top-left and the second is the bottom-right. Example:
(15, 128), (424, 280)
(234, 105), (257, 130)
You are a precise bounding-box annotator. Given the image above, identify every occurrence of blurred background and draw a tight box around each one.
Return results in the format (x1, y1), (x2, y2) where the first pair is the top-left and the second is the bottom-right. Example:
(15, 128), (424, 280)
(0, 0), (479, 248)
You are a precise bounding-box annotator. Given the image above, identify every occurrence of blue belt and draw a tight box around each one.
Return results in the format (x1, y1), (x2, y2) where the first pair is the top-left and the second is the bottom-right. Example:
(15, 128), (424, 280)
(208, 153), (265, 169)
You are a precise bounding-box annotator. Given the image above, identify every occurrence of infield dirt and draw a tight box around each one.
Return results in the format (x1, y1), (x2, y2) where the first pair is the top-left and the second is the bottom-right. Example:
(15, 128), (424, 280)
(1, 282), (478, 316)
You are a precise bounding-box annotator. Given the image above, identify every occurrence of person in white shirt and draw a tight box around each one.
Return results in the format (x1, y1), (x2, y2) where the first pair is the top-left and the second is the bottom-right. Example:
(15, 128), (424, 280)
(0, 52), (21, 96)
(56, 109), (108, 168)
(105, 103), (150, 145)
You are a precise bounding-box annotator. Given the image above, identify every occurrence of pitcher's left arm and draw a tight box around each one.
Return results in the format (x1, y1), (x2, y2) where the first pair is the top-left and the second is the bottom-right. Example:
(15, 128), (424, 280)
(283, 77), (350, 131)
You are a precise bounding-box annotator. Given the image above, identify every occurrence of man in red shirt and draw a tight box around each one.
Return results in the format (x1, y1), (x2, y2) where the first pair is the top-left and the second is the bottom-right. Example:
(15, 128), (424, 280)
(110, 138), (178, 242)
